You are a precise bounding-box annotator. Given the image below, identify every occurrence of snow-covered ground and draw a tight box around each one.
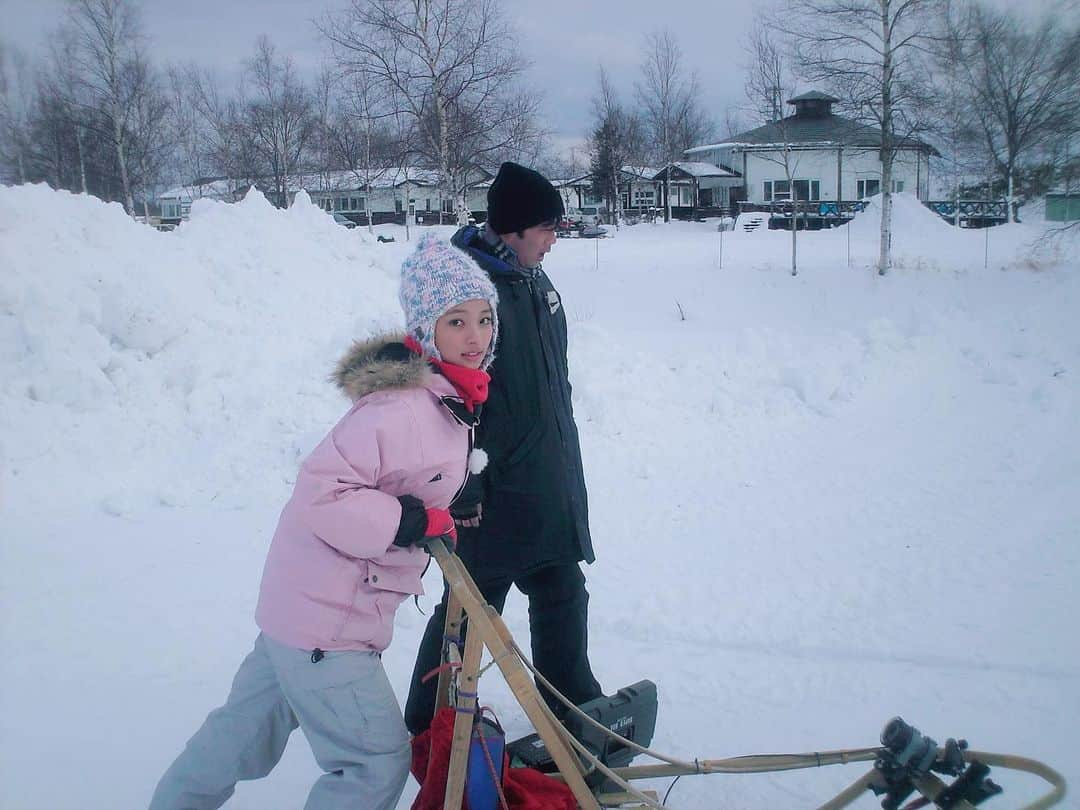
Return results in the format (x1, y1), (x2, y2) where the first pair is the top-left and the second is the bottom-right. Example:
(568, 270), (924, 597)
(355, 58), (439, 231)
(2, 184), (1077, 809)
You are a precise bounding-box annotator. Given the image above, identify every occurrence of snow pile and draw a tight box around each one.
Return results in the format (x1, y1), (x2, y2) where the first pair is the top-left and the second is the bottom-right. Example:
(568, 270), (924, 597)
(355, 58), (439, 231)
(1, 184), (408, 513)
(1, 183), (1078, 809)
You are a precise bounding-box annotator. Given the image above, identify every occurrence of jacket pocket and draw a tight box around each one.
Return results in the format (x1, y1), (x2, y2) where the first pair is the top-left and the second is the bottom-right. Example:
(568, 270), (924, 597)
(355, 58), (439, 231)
(502, 424), (545, 471)
(366, 559), (425, 597)
(494, 424), (547, 494)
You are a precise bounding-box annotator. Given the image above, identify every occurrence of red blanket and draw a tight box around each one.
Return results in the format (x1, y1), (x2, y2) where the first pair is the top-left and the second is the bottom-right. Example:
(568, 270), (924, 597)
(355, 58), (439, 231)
(411, 708), (577, 810)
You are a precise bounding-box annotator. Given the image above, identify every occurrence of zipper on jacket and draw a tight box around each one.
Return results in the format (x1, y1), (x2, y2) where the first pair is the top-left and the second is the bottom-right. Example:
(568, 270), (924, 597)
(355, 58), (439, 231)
(449, 427), (474, 507)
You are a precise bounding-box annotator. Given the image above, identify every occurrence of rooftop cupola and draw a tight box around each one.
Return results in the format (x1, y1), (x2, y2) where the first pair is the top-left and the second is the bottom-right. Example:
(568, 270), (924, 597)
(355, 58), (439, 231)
(787, 91), (839, 119)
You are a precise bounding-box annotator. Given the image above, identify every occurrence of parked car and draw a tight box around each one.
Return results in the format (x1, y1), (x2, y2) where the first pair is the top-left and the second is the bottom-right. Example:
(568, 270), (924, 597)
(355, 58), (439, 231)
(577, 205), (603, 226)
(332, 212), (358, 229)
(558, 206), (603, 235)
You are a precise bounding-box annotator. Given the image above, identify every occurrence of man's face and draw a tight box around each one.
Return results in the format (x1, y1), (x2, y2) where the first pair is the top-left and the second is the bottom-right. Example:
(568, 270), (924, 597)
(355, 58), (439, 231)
(502, 222), (558, 268)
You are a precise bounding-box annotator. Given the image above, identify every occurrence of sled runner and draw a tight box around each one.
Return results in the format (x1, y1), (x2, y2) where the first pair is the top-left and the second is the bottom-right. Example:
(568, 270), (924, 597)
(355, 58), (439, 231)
(417, 539), (1067, 809)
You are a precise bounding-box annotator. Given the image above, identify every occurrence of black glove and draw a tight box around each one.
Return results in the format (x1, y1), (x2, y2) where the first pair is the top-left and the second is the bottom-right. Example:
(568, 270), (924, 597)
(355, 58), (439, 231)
(394, 495), (457, 552)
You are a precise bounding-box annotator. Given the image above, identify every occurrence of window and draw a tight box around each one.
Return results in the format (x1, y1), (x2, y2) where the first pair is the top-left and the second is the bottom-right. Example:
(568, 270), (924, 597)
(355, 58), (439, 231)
(891, 180), (905, 193)
(765, 179), (820, 202)
(793, 179), (820, 201)
(395, 198), (403, 213)
(857, 179), (881, 199)
(633, 188), (655, 205)
(764, 180), (789, 201)
(442, 199), (454, 213)
(678, 186), (693, 206)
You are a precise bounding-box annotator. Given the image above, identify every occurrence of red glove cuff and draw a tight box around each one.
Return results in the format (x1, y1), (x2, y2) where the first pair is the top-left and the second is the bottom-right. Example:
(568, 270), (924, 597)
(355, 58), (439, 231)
(424, 508), (458, 542)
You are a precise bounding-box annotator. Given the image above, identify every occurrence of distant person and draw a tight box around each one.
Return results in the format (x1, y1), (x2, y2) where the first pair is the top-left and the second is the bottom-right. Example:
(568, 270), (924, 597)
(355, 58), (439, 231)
(149, 234), (498, 810)
(404, 161), (603, 735)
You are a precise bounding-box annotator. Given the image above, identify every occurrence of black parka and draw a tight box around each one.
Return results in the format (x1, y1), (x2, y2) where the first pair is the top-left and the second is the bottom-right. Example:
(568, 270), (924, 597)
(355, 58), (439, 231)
(450, 225), (594, 577)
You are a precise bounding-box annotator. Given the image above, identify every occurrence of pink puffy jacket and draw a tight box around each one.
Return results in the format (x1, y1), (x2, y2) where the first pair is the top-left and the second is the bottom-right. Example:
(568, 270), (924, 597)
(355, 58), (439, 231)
(255, 336), (473, 652)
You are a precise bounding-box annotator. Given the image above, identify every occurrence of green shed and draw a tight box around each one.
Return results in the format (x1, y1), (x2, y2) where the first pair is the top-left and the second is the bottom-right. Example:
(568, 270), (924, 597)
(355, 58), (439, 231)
(1046, 192), (1080, 222)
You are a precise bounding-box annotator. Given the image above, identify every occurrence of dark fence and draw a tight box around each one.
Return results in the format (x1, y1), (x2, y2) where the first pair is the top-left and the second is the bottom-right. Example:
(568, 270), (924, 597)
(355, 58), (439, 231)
(736, 199), (1008, 229)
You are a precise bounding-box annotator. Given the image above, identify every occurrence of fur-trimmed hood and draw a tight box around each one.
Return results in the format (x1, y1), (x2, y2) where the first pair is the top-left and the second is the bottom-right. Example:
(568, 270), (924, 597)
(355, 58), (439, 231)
(333, 333), (437, 402)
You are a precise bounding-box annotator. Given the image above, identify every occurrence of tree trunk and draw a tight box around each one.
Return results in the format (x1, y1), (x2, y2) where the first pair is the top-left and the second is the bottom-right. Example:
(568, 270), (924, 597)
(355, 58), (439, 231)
(877, 0), (893, 275)
(1007, 170), (1016, 222)
(113, 107), (135, 215)
(76, 125), (88, 195)
(141, 156), (151, 222)
(791, 207), (798, 276)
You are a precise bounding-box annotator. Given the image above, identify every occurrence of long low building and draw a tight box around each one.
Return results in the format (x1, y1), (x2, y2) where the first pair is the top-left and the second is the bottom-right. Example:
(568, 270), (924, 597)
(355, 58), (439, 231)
(158, 167), (493, 227)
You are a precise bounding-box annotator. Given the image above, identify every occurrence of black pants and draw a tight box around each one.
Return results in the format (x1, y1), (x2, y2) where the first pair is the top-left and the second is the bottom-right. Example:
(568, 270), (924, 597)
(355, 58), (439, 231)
(404, 562), (603, 735)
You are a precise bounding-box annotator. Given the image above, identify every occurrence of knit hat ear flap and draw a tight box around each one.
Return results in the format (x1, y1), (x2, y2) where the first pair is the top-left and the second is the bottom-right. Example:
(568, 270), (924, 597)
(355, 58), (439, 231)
(398, 233), (499, 369)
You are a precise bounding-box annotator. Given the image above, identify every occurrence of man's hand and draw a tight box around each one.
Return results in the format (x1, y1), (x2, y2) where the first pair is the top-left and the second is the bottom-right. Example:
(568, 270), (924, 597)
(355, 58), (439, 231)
(451, 502), (482, 528)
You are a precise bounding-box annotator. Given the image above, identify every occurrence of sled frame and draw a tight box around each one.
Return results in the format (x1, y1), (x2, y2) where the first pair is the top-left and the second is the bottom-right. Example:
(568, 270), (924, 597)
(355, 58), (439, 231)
(425, 538), (1066, 810)
(427, 538), (601, 810)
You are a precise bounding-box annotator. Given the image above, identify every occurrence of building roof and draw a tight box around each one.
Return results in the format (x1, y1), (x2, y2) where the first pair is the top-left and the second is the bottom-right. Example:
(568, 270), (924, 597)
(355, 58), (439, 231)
(670, 161), (739, 178)
(652, 161), (742, 182)
(685, 88), (939, 157)
(160, 167), (494, 201)
(685, 114), (937, 155)
(788, 90), (840, 103)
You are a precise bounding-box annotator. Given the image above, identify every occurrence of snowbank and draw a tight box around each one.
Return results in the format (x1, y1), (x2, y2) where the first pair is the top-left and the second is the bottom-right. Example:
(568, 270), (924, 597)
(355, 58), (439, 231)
(1, 183), (1078, 809)
(1, 184), (408, 512)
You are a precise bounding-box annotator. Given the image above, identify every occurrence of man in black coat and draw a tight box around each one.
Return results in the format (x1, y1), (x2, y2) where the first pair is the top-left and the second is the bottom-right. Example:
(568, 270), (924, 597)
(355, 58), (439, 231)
(404, 162), (603, 734)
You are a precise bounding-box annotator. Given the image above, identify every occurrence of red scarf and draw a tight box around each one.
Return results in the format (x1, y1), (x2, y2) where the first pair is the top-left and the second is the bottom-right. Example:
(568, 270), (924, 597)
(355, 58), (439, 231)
(405, 336), (490, 412)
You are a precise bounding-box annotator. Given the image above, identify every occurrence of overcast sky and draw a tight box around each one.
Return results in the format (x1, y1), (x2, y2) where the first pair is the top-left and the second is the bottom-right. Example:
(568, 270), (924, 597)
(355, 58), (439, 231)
(1, 0), (759, 163)
(2, 0), (1069, 167)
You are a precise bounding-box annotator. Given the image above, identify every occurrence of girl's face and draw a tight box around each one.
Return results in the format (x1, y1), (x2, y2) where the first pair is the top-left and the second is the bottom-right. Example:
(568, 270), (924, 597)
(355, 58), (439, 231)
(434, 298), (495, 369)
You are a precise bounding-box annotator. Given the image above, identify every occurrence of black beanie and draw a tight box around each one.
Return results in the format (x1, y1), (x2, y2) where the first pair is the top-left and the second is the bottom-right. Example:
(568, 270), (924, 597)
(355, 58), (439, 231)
(486, 162), (565, 235)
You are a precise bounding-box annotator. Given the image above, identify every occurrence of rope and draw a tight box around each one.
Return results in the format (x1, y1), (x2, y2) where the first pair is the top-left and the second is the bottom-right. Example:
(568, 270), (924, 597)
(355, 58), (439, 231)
(503, 638), (1067, 808)
(508, 636), (696, 771)
(475, 708), (511, 810)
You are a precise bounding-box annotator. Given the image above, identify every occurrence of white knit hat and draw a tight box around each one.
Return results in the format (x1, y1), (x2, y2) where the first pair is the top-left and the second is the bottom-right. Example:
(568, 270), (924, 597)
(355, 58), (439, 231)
(398, 233), (498, 369)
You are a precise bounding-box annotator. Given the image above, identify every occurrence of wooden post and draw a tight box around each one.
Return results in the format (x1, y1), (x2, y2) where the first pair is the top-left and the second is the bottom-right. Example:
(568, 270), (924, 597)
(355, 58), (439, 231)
(434, 592), (464, 715)
(443, 627), (484, 809)
(426, 539), (600, 810)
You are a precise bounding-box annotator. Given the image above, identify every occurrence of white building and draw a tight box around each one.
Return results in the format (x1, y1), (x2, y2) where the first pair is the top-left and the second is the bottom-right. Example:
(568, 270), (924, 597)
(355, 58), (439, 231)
(159, 167), (493, 227)
(684, 91), (938, 224)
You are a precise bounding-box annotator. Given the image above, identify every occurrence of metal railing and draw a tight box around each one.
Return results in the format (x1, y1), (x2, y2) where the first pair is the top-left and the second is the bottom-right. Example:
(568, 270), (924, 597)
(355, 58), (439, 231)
(736, 199), (1009, 227)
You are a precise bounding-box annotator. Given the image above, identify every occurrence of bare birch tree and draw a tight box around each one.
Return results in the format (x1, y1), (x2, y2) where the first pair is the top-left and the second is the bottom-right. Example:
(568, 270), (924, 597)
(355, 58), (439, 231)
(243, 36), (314, 208)
(589, 67), (645, 228)
(743, 15), (803, 275)
(319, 0), (540, 225)
(125, 55), (169, 220)
(636, 29), (713, 222)
(67, 0), (147, 214)
(962, 5), (1080, 221)
(0, 43), (34, 185)
(335, 70), (398, 232)
(780, 0), (941, 274)
(44, 26), (92, 194)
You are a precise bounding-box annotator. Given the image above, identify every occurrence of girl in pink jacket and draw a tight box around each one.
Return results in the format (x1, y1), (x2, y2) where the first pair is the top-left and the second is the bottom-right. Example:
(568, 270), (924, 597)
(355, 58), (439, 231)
(150, 234), (497, 810)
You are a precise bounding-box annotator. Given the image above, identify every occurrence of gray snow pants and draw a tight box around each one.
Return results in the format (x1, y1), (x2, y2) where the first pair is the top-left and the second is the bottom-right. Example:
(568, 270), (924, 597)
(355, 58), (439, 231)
(149, 633), (411, 810)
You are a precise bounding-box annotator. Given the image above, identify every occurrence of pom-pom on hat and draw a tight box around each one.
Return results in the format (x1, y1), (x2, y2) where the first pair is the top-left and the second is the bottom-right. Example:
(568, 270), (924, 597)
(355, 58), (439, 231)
(399, 233), (499, 369)
(486, 161), (565, 235)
